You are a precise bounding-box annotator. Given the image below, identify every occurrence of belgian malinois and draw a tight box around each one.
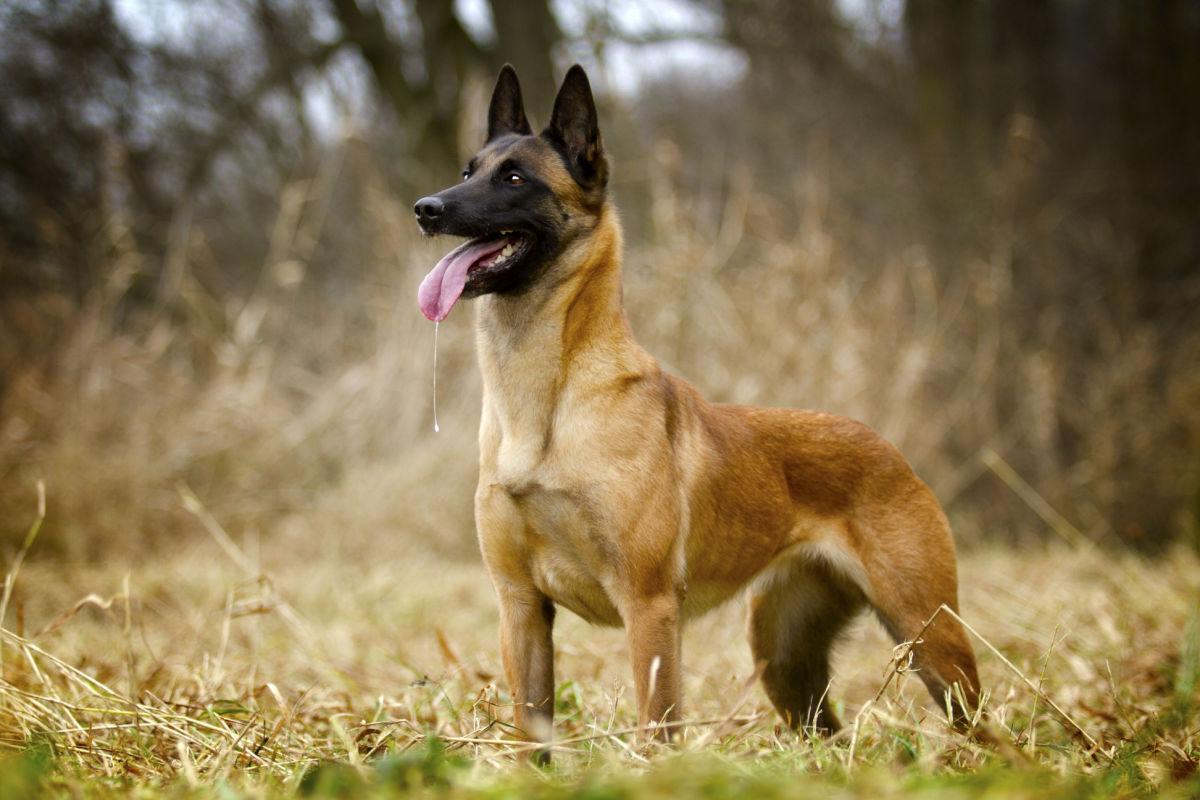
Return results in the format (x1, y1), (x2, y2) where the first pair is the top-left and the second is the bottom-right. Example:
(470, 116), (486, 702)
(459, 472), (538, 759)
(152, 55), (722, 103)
(414, 65), (980, 748)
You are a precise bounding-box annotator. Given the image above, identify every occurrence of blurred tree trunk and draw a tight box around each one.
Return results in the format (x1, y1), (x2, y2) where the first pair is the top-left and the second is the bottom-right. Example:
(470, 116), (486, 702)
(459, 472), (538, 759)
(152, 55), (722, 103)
(327, 0), (461, 170)
(326, 0), (560, 171)
(713, 0), (913, 262)
(326, 0), (417, 112)
(990, 0), (1057, 122)
(904, 0), (1061, 268)
(1116, 0), (1200, 309)
(722, 0), (850, 83)
(903, 0), (979, 263)
(489, 1), (561, 122)
(414, 0), (478, 166)
(720, 0), (861, 131)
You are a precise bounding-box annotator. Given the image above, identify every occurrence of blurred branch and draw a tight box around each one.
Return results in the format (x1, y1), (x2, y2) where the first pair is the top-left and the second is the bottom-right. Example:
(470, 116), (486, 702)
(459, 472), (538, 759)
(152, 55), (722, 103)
(183, 39), (345, 197)
(604, 30), (727, 47)
(327, 0), (418, 110)
(327, 0), (481, 165)
(982, 448), (1095, 551)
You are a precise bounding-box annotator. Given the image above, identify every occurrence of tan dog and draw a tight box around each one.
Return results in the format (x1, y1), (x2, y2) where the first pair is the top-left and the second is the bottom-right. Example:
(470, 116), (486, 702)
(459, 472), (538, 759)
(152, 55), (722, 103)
(414, 64), (980, 749)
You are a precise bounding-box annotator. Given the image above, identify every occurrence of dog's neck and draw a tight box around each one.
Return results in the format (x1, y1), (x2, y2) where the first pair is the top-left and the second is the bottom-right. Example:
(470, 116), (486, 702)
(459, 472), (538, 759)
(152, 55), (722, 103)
(473, 207), (654, 434)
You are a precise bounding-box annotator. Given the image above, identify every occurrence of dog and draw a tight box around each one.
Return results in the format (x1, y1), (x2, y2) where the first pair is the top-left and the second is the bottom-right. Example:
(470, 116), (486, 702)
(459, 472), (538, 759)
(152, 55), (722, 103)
(414, 64), (980, 749)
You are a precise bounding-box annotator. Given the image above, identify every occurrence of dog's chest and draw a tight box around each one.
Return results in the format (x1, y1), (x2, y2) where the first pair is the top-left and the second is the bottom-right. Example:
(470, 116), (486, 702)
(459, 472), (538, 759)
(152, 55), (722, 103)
(511, 485), (624, 626)
(495, 436), (544, 495)
(478, 358), (648, 627)
(488, 380), (601, 494)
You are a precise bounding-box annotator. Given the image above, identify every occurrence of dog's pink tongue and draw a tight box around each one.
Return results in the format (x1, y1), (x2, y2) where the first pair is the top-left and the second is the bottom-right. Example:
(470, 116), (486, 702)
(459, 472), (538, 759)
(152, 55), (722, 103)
(418, 238), (504, 322)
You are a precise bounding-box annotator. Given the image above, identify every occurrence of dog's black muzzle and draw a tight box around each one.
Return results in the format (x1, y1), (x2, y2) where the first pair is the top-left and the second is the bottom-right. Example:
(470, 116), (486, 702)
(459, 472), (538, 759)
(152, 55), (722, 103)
(414, 195), (445, 229)
(413, 183), (483, 237)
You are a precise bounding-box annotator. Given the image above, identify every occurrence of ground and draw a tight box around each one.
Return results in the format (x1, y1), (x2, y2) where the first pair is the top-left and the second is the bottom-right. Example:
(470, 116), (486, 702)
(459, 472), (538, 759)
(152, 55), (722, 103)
(1, 496), (1197, 797)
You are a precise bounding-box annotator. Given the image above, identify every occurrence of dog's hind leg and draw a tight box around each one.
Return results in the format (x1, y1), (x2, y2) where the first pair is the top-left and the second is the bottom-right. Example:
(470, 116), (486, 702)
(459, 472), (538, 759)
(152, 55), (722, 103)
(748, 557), (867, 734)
(868, 588), (980, 726)
(853, 509), (981, 726)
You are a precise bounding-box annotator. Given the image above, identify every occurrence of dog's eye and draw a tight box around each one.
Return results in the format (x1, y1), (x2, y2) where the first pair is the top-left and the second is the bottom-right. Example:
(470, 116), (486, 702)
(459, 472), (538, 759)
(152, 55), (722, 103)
(504, 172), (525, 186)
(461, 169), (472, 182)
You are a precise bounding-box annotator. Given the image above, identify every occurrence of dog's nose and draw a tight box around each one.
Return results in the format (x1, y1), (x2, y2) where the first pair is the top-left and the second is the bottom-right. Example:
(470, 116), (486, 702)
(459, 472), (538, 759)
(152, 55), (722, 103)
(414, 196), (444, 224)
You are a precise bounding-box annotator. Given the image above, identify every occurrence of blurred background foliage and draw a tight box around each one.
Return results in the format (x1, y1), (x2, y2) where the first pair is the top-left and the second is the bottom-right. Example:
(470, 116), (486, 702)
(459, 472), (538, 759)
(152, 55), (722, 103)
(0, 0), (1197, 560)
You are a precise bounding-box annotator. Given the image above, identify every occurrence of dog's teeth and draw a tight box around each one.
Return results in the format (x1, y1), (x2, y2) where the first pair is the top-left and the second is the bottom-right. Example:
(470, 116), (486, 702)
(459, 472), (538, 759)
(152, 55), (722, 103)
(481, 240), (519, 270)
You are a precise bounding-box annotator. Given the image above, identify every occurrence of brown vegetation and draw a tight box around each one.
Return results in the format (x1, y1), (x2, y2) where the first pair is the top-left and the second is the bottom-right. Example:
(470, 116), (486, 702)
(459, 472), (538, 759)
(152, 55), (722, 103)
(0, 3), (1197, 790)
(3, 1), (1198, 559)
(1, 485), (1197, 786)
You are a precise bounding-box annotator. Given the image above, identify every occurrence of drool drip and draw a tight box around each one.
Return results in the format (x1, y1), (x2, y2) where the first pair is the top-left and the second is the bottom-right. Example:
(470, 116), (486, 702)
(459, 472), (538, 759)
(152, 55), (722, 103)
(432, 320), (440, 433)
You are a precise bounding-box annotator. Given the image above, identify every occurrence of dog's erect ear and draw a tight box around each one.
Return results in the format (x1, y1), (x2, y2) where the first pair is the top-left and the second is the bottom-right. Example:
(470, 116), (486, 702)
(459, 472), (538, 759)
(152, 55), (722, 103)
(487, 64), (533, 142)
(545, 65), (607, 190)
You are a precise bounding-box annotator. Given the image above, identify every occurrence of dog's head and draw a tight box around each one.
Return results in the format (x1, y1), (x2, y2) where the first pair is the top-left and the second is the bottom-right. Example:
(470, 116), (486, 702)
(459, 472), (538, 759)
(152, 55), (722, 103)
(415, 65), (609, 322)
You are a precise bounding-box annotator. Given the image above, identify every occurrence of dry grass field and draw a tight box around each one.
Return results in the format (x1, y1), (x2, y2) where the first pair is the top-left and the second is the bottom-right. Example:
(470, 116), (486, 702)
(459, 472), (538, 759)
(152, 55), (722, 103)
(1, 146), (1198, 797)
(1, 493), (1198, 797)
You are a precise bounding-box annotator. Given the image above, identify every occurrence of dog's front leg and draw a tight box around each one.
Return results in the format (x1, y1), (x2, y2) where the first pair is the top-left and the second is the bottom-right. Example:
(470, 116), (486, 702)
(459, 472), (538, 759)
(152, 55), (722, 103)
(496, 584), (556, 753)
(625, 590), (682, 740)
(477, 482), (556, 758)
